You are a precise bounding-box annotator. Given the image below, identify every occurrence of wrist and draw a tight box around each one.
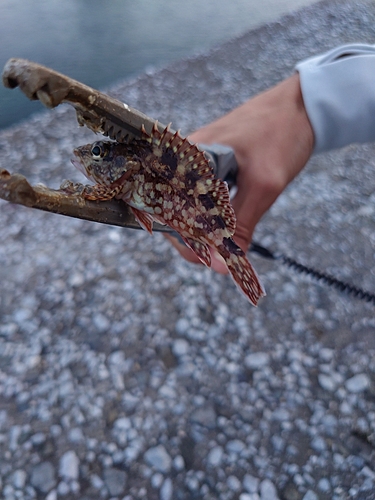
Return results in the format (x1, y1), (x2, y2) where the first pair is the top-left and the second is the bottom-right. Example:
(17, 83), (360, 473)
(268, 73), (314, 183)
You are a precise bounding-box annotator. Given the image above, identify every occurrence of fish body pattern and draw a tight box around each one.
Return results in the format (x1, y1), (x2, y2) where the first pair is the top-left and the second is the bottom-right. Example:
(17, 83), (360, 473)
(71, 125), (265, 305)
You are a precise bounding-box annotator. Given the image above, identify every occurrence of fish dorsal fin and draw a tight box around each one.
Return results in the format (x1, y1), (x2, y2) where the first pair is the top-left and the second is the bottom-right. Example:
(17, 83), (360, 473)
(142, 124), (236, 235)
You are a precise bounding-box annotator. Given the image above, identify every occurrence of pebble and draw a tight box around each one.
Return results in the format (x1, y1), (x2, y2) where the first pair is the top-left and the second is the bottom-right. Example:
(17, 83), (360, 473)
(175, 318), (190, 335)
(361, 477), (375, 491)
(339, 401), (352, 414)
(103, 467), (127, 497)
(318, 374), (337, 392)
(59, 450), (79, 480)
(271, 435), (285, 452)
(151, 473), (163, 488)
(260, 479), (279, 500)
(345, 374), (370, 393)
(227, 475), (241, 492)
(46, 490), (57, 500)
(91, 474), (104, 490)
(190, 405), (217, 428)
(30, 462), (56, 493)
(207, 446), (224, 467)
(144, 446), (172, 473)
(93, 313), (111, 332)
(226, 439), (246, 454)
(160, 477), (173, 500)
(3, 484), (14, 497)
(57, 481), (70, 495)
(317, 478), (331, 492)
(114, 416), (132, 431)
(244, 353), (270, 370)
(11, 469), (26, 489)
(124, 444), (142, 464)
(361, 466), (375, 480)
(243, 474), (260, 494)
(31, 432), (46, 447)
(302, 491), (318, 500)
(68, 427), (84, 442)
(319, 348), (334, 362)
(172, 338), (190, 356)
(186, 475), (200, 492)
(240, 494), (259, 500)
(172, 455), (185, 471)
(310, 436), (327, 453)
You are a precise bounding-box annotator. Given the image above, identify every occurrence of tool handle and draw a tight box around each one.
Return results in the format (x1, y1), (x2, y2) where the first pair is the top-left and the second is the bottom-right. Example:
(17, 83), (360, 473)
(202, 143), (238, 186)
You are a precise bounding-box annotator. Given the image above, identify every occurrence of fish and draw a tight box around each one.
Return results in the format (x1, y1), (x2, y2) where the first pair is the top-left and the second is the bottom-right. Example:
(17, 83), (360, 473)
(71, 124), (265, 305)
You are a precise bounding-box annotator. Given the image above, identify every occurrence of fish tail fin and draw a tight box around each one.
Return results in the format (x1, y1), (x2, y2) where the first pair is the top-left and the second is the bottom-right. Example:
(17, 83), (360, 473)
(217, 238), (266, 306)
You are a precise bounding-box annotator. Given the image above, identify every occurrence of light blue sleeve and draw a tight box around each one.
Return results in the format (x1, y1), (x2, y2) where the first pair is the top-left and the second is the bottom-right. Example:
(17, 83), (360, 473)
(295, 44), (375, 154)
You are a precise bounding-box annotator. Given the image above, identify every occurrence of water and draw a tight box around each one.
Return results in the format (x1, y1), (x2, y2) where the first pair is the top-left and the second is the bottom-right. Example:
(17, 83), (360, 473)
(0, 0), (317, 130)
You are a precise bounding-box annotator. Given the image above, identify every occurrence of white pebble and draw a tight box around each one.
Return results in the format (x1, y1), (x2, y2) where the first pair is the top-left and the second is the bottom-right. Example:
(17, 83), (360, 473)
(227, 475), (241, 491)
(144, 445), (172, 473)
(57, 481), (70, 496)
(361, 466), (375, 480)
(175, 318), (189, 335)
(151, 473), (163, 489)
(12, 469), (27, 489)
(59, 450), (79, 480)
(172, 339), (190, 356)
(345, 374), (370, 393)
(114, 416), (132, 431)
(172, 455), (185, 471)
(243, 474), (259, 493)
(318, 374), (337, 392)
(93, 313), (111, 332)
(317, 478), (331, 492)
(160, 478), (173, 500)
(244, 353), (270, 370)
(260, 479), (279, 500)
(91, 474), (104, 490)
(207, 446), (223, 467)
(302, 491), (318, 500)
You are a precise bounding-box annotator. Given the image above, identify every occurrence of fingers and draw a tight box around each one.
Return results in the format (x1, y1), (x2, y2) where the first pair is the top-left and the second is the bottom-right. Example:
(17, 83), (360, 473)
(163, 233), (229, 274)
(230, 163), (280, 251)
(163, 233), (200, 264)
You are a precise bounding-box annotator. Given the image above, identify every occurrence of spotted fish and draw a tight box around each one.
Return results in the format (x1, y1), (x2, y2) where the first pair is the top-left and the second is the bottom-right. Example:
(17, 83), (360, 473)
(70, 124), (265, 305)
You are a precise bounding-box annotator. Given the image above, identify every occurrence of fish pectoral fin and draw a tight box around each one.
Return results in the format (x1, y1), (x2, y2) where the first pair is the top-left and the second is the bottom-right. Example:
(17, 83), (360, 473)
(130, 207), (154, 234)
(81, 184), (120, 201)
(151, 215), (167, 226)
(180, 236), (211, 267)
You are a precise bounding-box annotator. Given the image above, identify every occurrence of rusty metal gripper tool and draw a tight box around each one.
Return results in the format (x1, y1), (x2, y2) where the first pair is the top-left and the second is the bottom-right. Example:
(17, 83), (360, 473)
(0, 58), (238, 231)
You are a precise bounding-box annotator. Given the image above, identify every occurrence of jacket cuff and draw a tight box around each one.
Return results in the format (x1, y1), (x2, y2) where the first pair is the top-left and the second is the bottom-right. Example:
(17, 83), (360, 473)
(296, 44), (375, 154)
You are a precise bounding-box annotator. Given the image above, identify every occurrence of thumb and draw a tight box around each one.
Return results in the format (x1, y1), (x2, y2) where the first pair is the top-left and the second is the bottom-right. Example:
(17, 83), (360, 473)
(229, 154), (287, 253)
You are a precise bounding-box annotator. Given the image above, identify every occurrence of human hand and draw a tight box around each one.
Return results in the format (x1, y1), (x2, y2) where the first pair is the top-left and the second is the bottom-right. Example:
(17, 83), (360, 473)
(165, 73), (314, 273)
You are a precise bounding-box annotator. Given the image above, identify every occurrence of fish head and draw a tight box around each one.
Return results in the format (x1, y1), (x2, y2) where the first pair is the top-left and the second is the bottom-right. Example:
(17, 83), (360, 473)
(72, 141), (137, 186)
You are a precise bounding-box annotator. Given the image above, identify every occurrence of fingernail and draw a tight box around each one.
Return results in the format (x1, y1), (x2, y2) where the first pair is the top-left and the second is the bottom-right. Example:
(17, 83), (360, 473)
(211, 250), (228, 275)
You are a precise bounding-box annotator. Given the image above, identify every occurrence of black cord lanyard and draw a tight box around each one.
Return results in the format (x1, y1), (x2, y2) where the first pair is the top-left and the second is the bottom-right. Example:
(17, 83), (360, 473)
(250, 241), (375, 305)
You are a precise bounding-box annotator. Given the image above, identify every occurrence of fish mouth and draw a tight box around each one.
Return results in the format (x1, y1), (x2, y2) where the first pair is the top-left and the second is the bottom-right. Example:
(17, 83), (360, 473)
(71, 156), (88, 177)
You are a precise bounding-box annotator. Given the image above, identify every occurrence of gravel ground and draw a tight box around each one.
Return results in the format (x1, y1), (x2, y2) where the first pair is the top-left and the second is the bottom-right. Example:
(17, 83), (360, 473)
(1, 0), (375, 499)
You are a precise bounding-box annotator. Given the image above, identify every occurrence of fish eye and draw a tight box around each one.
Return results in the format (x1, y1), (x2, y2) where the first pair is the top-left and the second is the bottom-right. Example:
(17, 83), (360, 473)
(91, 143), (103, 160)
